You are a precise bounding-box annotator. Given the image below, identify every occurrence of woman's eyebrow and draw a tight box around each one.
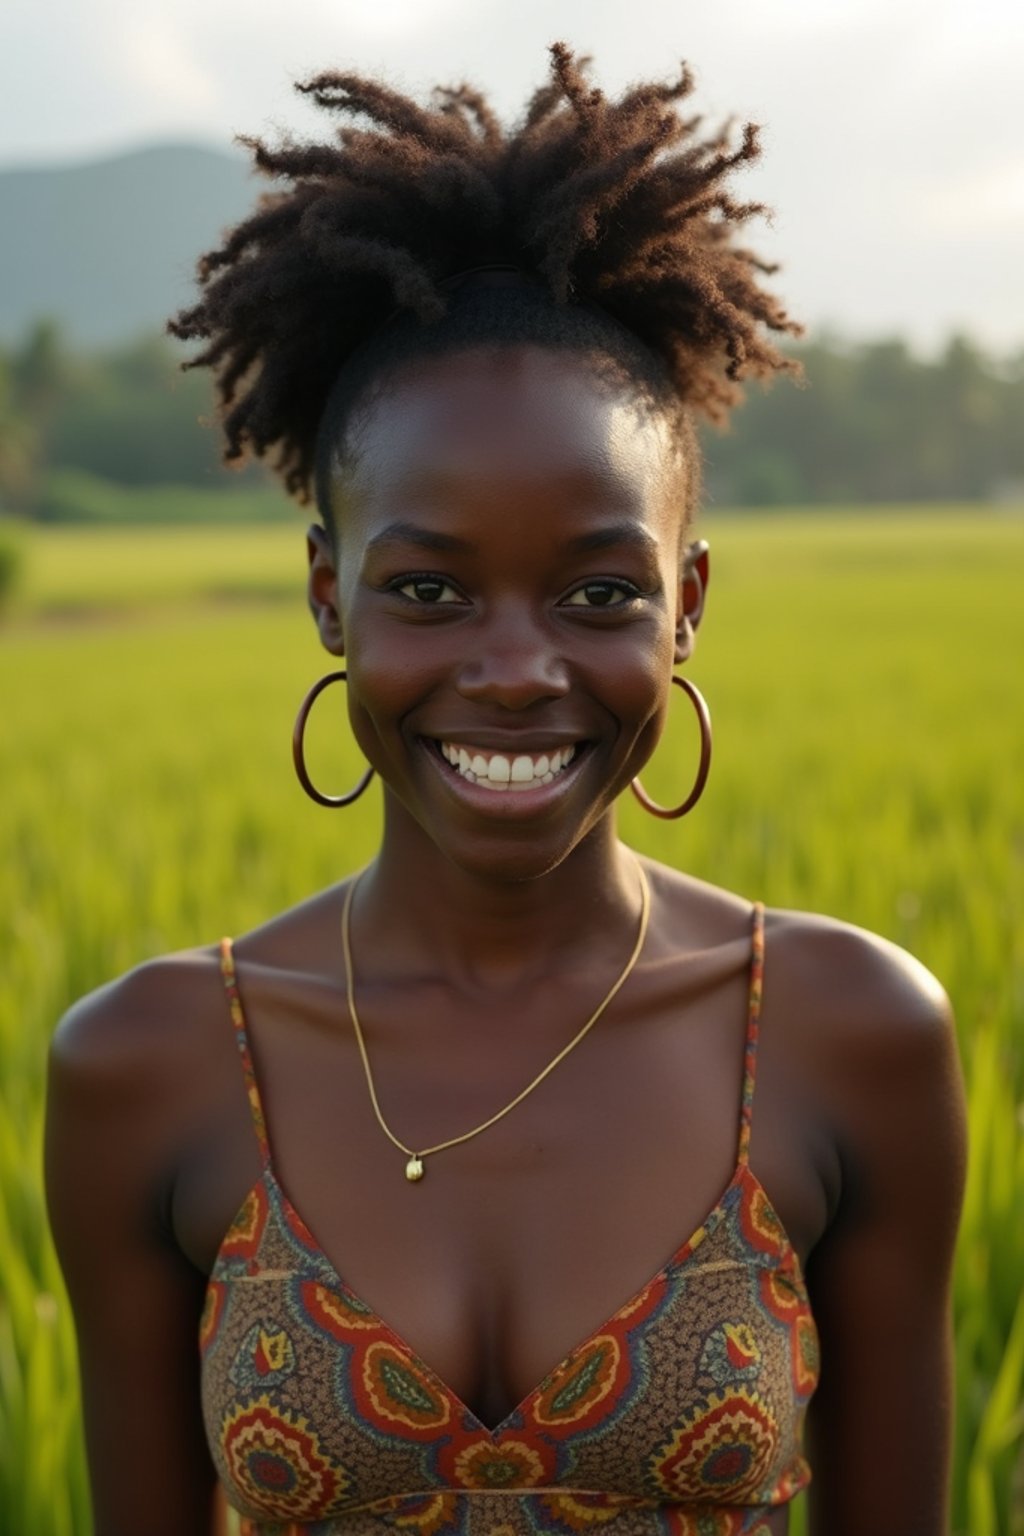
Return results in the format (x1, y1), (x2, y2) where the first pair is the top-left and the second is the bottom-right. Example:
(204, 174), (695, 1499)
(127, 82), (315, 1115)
(563, 526), (660, 556)
(363, 522), (660, 559)
(365, 522), (475, 555)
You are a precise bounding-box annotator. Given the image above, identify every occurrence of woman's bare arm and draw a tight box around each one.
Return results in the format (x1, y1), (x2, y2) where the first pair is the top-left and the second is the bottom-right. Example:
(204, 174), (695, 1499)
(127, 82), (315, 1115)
(44, 962), (227, 1536)
(798, 927), (967, 1536)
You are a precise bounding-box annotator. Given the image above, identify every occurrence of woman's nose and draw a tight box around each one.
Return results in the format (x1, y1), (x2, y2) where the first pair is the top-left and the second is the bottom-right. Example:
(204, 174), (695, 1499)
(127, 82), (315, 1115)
(454, 611), (571, 709)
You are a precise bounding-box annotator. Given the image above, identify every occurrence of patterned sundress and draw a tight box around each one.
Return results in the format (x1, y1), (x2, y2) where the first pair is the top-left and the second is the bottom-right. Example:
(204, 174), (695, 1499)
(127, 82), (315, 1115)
(201, 903), (819, 1536)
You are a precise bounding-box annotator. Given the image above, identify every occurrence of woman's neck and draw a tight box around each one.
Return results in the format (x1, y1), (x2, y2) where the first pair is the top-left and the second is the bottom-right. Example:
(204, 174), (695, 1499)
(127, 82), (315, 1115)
(350, 804), (644, 994)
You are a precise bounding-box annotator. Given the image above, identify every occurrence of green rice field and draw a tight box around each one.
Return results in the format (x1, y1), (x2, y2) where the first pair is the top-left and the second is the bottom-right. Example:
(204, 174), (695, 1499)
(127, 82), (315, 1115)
(2, 508), (1022, 1534)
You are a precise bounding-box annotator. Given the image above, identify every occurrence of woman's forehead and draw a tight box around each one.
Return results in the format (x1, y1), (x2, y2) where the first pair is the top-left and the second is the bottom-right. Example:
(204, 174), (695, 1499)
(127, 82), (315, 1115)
(331, 345), (686, 530)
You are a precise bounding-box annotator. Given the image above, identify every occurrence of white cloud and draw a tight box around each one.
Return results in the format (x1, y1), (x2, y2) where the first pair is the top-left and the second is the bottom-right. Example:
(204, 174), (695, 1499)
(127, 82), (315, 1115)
(110, 14), (220, 117)
(920, 160), (1024, 235)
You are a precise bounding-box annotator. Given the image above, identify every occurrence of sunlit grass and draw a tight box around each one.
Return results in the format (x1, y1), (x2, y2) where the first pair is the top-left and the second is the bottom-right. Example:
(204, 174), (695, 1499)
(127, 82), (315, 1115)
(11, 520), (305, 618)
(2, 507), (1022, 1533)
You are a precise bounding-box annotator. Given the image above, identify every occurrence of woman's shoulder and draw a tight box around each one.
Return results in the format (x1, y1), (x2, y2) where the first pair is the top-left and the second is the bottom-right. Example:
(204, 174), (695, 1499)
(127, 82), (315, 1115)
(48, 881), (352, 1089)
(48, 943), (228, 1104)
(643, 857), (954, 1054)
(759, 902), (955, 1078)
(751, 895), (958, 1133)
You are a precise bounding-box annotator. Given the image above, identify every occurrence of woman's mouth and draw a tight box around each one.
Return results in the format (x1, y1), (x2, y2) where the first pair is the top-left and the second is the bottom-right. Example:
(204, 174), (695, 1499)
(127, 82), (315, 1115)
(431, 739), (584, 793)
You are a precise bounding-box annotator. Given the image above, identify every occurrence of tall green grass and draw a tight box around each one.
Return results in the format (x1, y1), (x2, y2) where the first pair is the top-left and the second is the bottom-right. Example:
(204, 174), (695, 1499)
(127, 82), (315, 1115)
(1, 509), (1022, 1533)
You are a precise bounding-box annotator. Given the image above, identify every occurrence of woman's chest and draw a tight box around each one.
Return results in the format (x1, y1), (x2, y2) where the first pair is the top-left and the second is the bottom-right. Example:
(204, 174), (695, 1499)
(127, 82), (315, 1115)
(200, 1163), (818, 1527)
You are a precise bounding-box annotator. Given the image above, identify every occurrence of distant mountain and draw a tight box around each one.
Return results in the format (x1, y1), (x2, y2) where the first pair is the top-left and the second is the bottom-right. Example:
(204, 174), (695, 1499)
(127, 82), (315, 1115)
(0, 143), (257, 346)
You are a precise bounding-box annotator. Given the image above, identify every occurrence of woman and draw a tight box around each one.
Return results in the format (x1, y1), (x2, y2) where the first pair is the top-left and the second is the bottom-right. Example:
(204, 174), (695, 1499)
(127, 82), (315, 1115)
(44, 45), (966, 1536)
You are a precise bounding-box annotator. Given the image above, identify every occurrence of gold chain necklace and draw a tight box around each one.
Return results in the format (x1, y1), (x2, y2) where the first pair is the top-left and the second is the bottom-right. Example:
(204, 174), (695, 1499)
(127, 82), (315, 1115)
(341, 860), (651, 1182)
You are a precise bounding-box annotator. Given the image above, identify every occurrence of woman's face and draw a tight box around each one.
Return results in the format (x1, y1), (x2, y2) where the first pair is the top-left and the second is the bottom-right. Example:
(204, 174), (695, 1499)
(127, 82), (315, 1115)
(310, 344), (701, 881)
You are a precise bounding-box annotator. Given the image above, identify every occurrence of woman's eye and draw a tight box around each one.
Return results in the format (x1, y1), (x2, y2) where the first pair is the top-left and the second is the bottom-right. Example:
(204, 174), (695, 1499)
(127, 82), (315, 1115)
(394, 576), (464, 604)
(564, 580), (639, 608)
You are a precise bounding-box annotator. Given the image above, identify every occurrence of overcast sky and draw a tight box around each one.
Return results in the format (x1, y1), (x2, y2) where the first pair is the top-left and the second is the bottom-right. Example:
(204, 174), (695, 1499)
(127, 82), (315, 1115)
(3, 0), (1022, 352)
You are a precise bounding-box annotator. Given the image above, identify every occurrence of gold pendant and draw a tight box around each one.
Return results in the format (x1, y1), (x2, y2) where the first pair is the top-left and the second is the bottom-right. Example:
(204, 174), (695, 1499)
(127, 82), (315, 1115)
(405, 1155), (425, 1182)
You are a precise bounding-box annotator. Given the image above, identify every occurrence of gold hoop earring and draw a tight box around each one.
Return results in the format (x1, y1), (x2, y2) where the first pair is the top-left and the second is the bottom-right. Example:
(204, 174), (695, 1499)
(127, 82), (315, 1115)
(292, 672), (375, 808)
(630, 676), (711, 820)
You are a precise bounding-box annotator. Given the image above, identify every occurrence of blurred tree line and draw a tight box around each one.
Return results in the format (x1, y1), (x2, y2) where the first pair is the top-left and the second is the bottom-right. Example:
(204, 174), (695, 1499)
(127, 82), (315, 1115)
(0, 323), (249, 521)
(703, 334), (1024, 508)
(1, 320), (1022, 520)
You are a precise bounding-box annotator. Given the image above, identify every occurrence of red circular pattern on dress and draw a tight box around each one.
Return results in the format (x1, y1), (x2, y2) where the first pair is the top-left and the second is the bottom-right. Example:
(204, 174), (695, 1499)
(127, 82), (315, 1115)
(450, 1437), (548, 1490)
(533, 1334), (629, 1436)
(650, 1390), (779, 1501)
(221, 1395), (347, 1519)
(353, 1340), (452, 1437)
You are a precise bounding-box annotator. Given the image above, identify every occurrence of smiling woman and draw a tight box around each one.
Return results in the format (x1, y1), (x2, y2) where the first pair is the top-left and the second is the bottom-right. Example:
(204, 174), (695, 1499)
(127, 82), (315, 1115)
(43, 43), (966, 1536)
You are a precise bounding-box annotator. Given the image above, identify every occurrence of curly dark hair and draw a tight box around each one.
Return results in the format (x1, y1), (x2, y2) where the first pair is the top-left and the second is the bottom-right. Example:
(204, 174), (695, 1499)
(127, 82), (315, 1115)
(169, 43), (801, 519)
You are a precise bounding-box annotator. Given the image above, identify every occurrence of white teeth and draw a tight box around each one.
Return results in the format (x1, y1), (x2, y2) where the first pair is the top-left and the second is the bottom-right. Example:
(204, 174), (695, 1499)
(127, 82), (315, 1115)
(437, 741), (581, 791)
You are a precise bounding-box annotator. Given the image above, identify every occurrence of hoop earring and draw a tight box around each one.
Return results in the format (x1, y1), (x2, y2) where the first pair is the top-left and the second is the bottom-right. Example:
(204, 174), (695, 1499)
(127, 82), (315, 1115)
(292, 672), (375, 808)
(630, 676), (712, 820)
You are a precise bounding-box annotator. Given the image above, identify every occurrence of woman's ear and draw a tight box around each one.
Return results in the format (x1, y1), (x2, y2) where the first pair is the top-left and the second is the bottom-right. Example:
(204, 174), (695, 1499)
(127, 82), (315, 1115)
(674, 538), (710, 664)
(307, 524), (346, 656)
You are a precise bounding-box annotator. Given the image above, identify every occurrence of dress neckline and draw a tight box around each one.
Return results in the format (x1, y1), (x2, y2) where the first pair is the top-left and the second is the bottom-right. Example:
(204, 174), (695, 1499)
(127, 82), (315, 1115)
(209, 1156), (800, 1439)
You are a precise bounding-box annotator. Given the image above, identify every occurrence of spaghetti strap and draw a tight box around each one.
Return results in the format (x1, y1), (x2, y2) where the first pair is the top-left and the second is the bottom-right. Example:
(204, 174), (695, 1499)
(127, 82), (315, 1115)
(736, 902), (765, 1168)
(218, 937), (271, 1168)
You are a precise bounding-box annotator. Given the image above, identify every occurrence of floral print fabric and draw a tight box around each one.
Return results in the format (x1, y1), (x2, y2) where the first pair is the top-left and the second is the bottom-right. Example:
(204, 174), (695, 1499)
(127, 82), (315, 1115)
(202, 905), (818, 1536)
